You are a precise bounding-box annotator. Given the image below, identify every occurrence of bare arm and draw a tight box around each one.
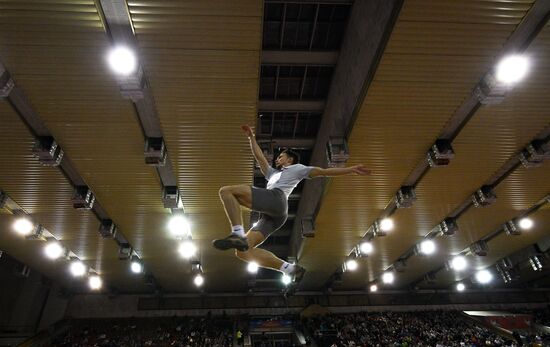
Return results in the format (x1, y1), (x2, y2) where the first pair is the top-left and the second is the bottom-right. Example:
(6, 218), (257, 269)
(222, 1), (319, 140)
(242, 125), (270, 177)
(309, 165), (371, 178)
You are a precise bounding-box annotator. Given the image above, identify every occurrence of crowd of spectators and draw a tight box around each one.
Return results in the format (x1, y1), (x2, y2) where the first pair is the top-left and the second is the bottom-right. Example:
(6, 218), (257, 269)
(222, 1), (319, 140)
(50, 309), (550, 347)
(304, 311), (518, 347)
(52, 315), (233, 347)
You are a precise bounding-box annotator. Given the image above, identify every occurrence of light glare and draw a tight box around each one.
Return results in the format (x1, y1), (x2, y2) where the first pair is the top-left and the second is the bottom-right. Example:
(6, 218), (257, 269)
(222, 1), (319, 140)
(476, 270), (493, 284)
(194, 274), (204, 287)
(518, 218), (533, 230)
(247, 262), (259, 274)
(495, 55), (529, 84)
(281, 274), (292, 285)
(382, 272), (394, 284)
(451, 256), (468, 271)
(13, 218), (34, 235)
(420, 240), (436, 255)
(70, 261), (86, 277)
(456, 283), (466, 292)
(89, 275), (102, 290)
(370, 284), (378, 292)
(345, 259), (358, 271)
(359, 242), (373, 255)
(107, 46), (137, 75)
(131, 261), (143, 274)
(379, 218), (394, 232)
(44, 242), (64, 260)
(168, 215), (191, 238)
(178, 241), (197, 259)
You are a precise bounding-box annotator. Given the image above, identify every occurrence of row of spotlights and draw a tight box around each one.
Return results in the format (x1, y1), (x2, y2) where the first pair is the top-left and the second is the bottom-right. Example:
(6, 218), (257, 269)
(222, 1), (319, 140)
(106, 47), (529, 96)
(68, 260), (102, 290)
(167, 215), (204, 287)
(12, 217), (106, 291)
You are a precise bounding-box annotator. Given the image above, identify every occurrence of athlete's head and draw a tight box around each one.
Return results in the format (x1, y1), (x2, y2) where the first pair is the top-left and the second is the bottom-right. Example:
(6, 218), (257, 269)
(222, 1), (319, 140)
(276, 149), (300, 169)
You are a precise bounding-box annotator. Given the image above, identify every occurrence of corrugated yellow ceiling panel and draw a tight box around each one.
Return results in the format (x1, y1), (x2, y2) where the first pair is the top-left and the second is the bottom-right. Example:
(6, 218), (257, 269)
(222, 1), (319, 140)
(0, 102), (146, 291)
(299, 0), (535, 290)
(336, 21), (550, 290)
(394, 162), (550, 289)
(0, 0), (161, 292)
(129, 0), (262, 291)
(338, 22), (550, 290)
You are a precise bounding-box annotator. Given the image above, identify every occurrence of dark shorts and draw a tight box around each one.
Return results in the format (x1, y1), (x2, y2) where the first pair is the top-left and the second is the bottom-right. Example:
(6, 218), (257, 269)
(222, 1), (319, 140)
(251, 187), (288, 238)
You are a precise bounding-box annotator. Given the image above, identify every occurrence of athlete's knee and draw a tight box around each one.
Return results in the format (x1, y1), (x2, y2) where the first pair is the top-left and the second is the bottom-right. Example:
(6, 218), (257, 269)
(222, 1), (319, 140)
(219, 186), (233, 198)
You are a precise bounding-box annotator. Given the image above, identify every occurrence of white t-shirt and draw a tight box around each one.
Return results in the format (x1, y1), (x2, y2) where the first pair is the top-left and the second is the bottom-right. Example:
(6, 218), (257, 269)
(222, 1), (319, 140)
(265, 164), (314, 197)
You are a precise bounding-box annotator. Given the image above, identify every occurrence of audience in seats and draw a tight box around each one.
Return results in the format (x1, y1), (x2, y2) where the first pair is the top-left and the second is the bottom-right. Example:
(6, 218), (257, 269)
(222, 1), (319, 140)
(53, 316), (233, 347)
(304, 311), (517, 347)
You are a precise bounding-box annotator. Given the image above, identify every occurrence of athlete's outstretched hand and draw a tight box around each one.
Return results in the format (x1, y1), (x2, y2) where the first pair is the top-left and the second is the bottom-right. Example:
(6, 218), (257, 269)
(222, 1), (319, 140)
(351, 165), (372, 176)
(241, 124), (254, 138)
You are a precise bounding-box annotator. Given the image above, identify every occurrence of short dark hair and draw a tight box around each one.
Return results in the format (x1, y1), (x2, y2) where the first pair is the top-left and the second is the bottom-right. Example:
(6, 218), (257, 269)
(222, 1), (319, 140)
(281, 149), (300, 164)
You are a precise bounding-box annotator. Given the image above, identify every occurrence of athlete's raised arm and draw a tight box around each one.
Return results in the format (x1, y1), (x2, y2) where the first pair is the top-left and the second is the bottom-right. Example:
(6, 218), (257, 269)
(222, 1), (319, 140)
(242, 125), (271, 177)
(309, 164), (372, 178)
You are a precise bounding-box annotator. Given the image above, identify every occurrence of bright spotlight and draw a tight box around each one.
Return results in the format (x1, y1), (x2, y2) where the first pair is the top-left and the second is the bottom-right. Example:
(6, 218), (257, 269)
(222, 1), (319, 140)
(518, 217), (533, 230)
(359, 242), (373, 255)
(178, 240), (197, 259)
(370, 284), (378, 292)
(345, 259), (358, 271)
(44, 241), (64, 260)
(168, 215), (191, 238)
(495, 54), (529, 84)
(252, 221), (259, 228)
(70, 261), (87, 277)
(451, 256), (468, 271)
(475, 269), (493, 284)
(281, 274), (292, 285)
(419, 240), (436, 255)
(13, 217), (34, 235)
(89, 275), (102, 290)
(382, 272), (394, 284)
(379, 218), (394, 232)
(107, 46), (137, 75)
(456, 283), (466, 292)
(247, 262), (259, 274)
(131, 261), (143, 274)
(194, 274), (204, 287)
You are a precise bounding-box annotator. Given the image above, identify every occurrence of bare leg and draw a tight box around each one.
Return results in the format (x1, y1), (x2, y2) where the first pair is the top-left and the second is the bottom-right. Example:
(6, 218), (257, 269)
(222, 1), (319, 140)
(235, 230), (285, 271)
(218, 185), (252, 227)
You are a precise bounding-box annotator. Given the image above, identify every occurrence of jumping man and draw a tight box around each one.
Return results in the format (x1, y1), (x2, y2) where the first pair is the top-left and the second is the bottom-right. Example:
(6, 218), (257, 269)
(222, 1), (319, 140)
(212, 125), (371, 283)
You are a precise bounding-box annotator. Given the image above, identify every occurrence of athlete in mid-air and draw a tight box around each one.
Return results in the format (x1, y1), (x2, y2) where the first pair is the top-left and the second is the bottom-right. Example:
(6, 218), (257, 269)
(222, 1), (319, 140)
(213, 125), (371, 284)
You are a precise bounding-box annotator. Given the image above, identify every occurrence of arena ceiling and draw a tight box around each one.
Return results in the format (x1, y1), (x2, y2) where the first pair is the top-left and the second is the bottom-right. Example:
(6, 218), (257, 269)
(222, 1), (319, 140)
(0, 0), (549, 296)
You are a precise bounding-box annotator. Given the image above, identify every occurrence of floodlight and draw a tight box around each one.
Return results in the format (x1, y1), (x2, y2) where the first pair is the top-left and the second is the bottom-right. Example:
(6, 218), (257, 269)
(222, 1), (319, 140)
(456, 283), (466, 292)
(69, 260), (87, 277)
(107, 46), (137, 75)
(131, 260), (143, 274)
(345, 259), (358, 271)
(89, 275), (102, 290)
(518, 218), (533, 230)
(44, 241), (64, 260)
(451, 256), (468, 271)
(193, 274), (204, 287)
(168, 215), (191, 238)
(475, 269), (493, 284)
(178, 240), (197, 259)
(13, 217), (35, 236)
(281, 274), (292, 285)
(359, 242), (373, 255)
(495, 55), (529, 84)
(247, 262), (259, 274)
(370, 284), (378, 292)
(382, 272), (394, 284)
(418, 240), (436, 255)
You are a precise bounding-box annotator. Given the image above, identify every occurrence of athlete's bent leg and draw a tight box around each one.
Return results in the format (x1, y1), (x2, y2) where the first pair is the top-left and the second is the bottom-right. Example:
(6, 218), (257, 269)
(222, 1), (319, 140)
(234, 231), (283, 271)
(213, 185), (253, 251)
